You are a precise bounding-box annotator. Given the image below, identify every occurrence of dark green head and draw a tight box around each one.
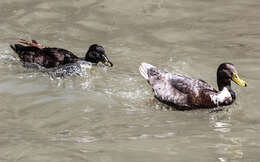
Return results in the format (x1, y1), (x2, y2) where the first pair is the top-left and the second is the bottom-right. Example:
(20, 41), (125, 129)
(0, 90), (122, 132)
(217, 63), (247, 90)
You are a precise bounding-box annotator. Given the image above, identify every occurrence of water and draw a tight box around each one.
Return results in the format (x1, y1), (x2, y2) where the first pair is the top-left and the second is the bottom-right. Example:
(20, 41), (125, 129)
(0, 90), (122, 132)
(0, 0), (260, 161)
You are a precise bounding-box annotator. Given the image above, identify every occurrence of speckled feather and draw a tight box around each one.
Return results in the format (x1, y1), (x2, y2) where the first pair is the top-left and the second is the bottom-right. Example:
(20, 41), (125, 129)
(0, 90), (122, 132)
(140, 63), (234, 109)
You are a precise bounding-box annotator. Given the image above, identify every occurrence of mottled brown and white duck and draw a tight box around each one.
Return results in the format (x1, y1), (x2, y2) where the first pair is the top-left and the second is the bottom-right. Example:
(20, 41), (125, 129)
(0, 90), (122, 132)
(10, 39), (113, 68)
(139, 62), (247, 110)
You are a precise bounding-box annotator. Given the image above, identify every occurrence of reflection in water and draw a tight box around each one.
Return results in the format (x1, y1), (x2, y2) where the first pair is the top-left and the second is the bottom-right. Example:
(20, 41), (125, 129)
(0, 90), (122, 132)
(209, 112), (244, 161)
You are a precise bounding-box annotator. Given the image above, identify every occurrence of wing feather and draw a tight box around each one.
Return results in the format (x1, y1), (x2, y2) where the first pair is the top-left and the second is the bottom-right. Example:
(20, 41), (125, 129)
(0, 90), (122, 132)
(147, 68), (216, 108)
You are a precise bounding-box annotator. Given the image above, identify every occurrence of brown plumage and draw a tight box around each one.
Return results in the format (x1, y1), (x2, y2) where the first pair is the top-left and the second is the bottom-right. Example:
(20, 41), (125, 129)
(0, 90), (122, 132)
(139, 62), (247, 110)
(10, 39), (113, 68)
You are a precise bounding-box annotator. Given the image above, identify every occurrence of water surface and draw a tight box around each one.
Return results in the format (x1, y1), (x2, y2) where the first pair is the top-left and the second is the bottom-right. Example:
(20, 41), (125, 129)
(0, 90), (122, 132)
(0, 0), (260, 161)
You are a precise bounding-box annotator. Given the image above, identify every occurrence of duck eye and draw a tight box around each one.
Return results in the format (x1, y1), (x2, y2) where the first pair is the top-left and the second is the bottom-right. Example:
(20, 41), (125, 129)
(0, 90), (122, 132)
(233, 72), (238, 78)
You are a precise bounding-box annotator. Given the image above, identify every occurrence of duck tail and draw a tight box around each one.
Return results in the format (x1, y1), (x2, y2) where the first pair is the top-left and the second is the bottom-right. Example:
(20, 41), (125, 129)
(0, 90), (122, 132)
(10, 44), (24, 54)
(139, 62), (156, 80)
(10, 44), (16, 51)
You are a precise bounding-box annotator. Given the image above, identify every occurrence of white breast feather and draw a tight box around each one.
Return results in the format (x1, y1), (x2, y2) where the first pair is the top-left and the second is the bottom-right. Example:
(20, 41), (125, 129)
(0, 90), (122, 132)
(210, 87), (232, 105)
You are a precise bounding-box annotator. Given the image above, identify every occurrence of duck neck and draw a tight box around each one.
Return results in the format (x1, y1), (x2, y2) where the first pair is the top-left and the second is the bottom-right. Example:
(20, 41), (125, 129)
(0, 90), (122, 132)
(217, 74), (231, 91)
(85, 54), (98, 64)
(217, 77), (236, 101)
(218, 82), (230, 91)
(217, 83), (236, 101)
(228, 87), (236, 101)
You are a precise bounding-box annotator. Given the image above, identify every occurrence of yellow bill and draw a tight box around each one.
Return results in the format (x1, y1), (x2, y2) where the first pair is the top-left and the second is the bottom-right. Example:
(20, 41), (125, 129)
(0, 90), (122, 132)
(232, 72), (247, 87)
(102, 61), (113, 67)
(103, 61), (110, 66)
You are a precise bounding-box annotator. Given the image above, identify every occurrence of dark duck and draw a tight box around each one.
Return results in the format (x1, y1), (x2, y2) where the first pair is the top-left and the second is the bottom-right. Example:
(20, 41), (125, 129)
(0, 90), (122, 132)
(10, 39), (113, 68)
(139, 62), (247, 110)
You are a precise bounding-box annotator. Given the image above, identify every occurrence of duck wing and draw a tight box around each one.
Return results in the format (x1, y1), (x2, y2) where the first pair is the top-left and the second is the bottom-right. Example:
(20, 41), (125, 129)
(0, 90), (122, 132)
(41, 48), (79, 67)
(167, 74), (216, 95)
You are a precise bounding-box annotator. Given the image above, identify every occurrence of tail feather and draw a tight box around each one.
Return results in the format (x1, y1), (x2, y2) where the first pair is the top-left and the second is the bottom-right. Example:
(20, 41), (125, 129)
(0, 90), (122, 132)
(10, 44), (16, 51)
(139, 62), (156, 80)
(32, 40), (38, 44)
(17, 39), (45, 49)
(10, 44), (25, 54)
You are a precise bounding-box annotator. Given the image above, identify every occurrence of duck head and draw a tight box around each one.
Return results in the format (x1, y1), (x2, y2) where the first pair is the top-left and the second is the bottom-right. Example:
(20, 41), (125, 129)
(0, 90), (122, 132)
(85, 44), (113, 67)
(217, 63), (247, 91)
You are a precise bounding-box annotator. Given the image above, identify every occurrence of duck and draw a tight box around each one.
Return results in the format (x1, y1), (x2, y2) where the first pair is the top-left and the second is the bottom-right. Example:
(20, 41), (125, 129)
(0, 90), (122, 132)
(10, 39), (113, 68)
(139, 62), (247, 110)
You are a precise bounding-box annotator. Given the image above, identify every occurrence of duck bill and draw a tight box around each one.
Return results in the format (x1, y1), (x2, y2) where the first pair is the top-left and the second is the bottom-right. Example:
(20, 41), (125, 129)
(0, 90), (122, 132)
(102, 55), (113, 67)
(232, 72), (247, 87)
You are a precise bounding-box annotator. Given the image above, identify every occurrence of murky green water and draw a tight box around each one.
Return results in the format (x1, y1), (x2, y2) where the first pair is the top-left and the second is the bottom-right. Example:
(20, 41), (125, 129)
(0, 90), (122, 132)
(0, 0), (260, 161)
